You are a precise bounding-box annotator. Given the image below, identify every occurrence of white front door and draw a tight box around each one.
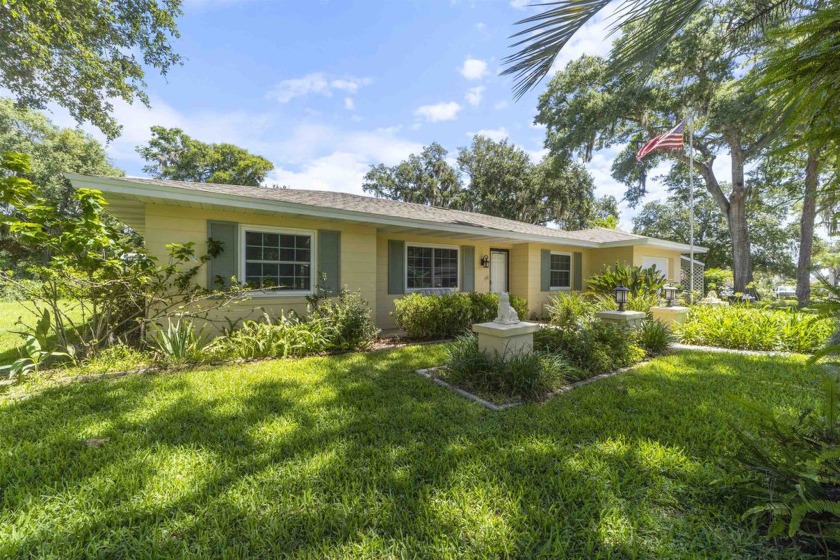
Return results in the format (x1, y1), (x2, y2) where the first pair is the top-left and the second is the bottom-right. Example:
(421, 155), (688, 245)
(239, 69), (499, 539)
(490, 251), (508, 293)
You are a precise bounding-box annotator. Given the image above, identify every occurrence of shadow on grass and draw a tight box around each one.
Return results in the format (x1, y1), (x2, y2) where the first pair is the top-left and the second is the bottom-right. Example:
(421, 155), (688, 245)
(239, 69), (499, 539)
(0, 348), (820, 559)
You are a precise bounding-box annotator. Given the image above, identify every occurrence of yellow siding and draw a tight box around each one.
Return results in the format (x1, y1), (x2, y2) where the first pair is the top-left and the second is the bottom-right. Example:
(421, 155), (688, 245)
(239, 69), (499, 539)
(633, 246), (683, 282)
(375, 234), (513, 328)
(143, 204), (378, 329)
(141, 203), (685, 331)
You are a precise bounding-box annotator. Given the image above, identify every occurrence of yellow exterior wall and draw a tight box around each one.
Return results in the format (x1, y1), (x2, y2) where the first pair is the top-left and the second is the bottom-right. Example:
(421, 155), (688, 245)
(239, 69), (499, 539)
(632, 246), (683, 282)
(144, 204), (378, 327)
(141, 203), (685, 331)
(375, 234), (514, 328)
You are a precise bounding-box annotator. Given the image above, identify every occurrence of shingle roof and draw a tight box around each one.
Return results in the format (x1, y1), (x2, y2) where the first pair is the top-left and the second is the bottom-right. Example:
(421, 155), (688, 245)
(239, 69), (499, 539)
(104, 176), (650, 244)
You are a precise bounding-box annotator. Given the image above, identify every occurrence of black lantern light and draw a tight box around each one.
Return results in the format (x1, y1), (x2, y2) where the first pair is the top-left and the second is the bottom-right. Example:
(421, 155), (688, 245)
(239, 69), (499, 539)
(664, 283), (678, 307)
(480, 255), (490, 268)
(614, 283), (630, 312)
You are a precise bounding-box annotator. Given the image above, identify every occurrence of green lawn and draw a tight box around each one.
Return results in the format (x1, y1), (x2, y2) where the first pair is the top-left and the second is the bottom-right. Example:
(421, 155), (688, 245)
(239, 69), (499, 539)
(0, 345), (823, 558)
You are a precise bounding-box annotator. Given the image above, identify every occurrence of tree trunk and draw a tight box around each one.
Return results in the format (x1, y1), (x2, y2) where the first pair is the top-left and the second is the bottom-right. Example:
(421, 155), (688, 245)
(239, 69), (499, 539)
(728, 150), (753, 293)
(796, 148), (820, 305)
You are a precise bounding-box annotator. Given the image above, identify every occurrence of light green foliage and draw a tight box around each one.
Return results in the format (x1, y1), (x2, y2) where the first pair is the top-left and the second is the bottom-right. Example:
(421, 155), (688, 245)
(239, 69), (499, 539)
(675, 305), (834, 352)
(0, 0), (182, 140)
(638, 319), (672, 355)
(210, 315), (328, 360)
(307, 290), (379, 352)
(136, 126), (274, 186)
(393, 292), (529, 339)
(1, 152), (236, 359)
(534, 322), (647, 377)
(150, 319), (211, 364)
(589, 195), (620, 229)
(587, 262), (667, 295)
(546, 290), (659, 327)
(1, 310), (73, 377)
(704, 267), (734, 291)
(364, 137), (595, 228)
(443, 334), (573, 402)
(0, 347), (821, 558)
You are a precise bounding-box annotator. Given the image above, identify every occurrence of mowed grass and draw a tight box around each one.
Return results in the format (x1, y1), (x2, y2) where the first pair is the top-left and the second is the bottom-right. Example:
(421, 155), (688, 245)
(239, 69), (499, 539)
(0, 346), (824, 559)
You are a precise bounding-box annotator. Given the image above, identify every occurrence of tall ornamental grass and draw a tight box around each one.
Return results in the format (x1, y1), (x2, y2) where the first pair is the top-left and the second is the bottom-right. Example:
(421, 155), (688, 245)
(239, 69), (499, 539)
(675, 305), (835, 353)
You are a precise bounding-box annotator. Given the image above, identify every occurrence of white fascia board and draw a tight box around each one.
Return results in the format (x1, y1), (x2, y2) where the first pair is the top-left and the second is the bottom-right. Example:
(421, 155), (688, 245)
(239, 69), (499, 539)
(65, 174), (601, 248)
(600, 237), (709, 253)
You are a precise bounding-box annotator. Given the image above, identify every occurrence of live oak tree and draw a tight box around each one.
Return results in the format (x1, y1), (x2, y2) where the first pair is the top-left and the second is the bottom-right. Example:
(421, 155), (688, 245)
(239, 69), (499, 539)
(535, 9), (775, 291)
(363, 143), (465, 208)
(0, 0), (183, 140)
(590, 195), (620, 229)
(363, 137), (596, 228)
(136, 127), (275, 186)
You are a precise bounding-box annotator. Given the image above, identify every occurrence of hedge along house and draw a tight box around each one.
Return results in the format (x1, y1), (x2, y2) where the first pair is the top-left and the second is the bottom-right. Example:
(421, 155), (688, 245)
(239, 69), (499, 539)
(66, 174), (707, 329)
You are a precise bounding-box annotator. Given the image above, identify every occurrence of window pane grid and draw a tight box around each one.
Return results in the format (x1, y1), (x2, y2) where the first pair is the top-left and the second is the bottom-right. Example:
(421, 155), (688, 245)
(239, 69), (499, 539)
(550, 253), (572, 288)
(244, 230), (311, 291)
(406, 246), (458, 290)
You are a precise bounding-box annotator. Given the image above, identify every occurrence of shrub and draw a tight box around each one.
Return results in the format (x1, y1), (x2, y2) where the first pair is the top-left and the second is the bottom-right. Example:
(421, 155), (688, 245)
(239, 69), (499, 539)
(309, 290), (379, 351)
(587, 262), (666, 295)
(150, 318), (210, 364)
(545, 291), (600, 328)
(675, 305), (834, 353)
(78, 343), (150, 375)
(444, 335), (572, 401)
(534, 322), (646, 377)
(729, 349), (840, 550)
(210, 314), (328, 359)
(394, 292), (529, 340)
(638, 319), (671, 355)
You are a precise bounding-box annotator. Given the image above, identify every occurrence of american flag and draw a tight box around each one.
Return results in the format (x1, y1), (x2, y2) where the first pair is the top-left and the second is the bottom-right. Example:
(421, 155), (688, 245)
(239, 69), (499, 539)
(636, 122), (685, 162)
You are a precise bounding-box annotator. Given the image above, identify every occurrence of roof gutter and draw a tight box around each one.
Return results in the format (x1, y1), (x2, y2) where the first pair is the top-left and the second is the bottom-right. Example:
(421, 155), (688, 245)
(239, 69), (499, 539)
(66, 173), (604, 248)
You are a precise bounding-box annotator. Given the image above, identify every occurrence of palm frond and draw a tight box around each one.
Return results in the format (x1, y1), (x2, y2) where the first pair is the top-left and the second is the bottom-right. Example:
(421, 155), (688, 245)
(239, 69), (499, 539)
(503, 0), (704, 98)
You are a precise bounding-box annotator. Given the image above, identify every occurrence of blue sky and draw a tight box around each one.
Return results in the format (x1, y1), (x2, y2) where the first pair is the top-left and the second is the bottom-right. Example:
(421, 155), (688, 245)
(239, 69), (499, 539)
(47, 0), (680, 229)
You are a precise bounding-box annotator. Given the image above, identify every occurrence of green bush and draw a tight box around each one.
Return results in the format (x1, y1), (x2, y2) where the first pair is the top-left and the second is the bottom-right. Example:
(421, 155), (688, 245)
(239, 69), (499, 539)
(393, 292), (528, 340)
(309, 290), (379, 351)
(545, 291), (602, 328)
(675, 305), (834, 353)
(587, 262), (666, 295)
(150, 318), (210, 364)
(210, 314), (328, 359)
(730, 347), (840, 549)
(534, 322), (646, 377)
(444, 334), (572, 401)
(638, 319), (671, 355)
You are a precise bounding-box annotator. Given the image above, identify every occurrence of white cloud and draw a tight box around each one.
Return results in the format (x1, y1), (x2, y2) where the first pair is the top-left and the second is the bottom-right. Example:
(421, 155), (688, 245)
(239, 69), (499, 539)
(464, 86), (485, 107)
(459, 58), (489, 80)
(548, 5), (618, 74)
(510, 0), (532, 9)
(494, 100), (509, 110)
(266, 73), (371, 103)
(467, 127), (509, 142)
(414, 101), (462, 122)
(475, 22), (487, 33)
(344, 97), (355, 110)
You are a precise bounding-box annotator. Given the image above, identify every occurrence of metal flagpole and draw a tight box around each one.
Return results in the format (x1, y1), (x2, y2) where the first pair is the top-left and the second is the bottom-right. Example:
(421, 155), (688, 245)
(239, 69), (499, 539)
(688, 116), (695, 304)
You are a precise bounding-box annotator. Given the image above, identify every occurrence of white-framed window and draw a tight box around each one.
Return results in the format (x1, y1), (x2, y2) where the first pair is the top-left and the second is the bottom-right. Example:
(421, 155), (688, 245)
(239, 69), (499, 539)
(239, 224), (316, 295)
(550, 251), (572, 289)
(405, 243), (459, 291)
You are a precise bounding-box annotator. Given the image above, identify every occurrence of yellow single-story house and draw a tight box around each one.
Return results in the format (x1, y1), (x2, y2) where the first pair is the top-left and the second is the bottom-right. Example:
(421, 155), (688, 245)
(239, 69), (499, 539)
(67, 174), (706, 329)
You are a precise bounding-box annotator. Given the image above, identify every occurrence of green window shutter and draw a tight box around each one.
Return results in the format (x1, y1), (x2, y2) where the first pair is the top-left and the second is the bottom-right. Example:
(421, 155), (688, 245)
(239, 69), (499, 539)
(317, 230), (341, 295)
(207, 221), (238, 289)
(573, 252), (583, 291)
(540, 249), (551, 291)
(388, 239), (405, 294)
(461, 245), (475, 292)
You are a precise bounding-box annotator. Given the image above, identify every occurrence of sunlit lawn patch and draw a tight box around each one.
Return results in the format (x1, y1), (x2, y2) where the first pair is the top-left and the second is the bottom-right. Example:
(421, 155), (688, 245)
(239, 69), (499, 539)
(0, 345), (824, 558)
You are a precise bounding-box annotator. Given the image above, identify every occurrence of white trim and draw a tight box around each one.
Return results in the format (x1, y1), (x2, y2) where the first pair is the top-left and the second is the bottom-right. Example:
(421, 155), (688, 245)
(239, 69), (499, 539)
(238, 223), (317, 297)
(549, 251), (573, 290)
(404, 242), (461, 293)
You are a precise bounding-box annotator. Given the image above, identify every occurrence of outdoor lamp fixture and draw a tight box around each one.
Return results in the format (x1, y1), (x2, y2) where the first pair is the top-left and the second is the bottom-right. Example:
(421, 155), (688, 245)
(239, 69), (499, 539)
(614, 283), (630, 312)
(480, 255), (490, 268)
(664, 283), (678, 307)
